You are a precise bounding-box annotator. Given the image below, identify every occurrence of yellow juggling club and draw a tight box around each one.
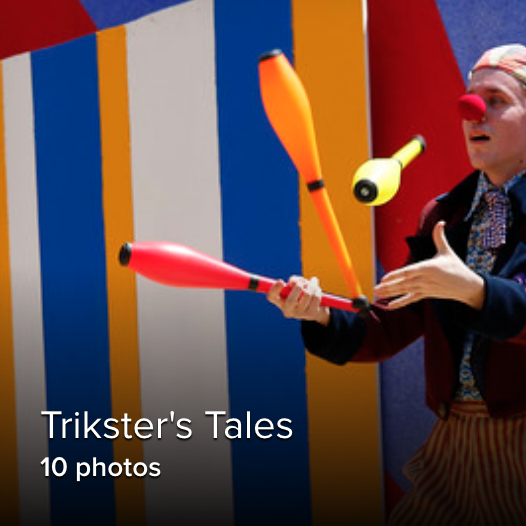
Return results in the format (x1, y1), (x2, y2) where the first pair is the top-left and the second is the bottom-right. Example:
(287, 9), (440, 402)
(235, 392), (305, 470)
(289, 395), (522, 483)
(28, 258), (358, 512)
(352, 135), (426, 206)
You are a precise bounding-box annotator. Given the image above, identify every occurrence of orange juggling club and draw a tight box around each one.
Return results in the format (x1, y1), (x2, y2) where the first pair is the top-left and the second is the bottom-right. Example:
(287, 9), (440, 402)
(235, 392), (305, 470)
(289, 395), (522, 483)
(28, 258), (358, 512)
(119, 241), (364, 313)
(258, 50), (368, 309)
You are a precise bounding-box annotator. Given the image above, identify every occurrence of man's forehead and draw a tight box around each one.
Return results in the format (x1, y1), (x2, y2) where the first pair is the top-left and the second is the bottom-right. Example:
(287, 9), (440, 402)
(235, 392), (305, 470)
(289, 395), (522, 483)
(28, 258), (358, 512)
(468, 67), (526, 95)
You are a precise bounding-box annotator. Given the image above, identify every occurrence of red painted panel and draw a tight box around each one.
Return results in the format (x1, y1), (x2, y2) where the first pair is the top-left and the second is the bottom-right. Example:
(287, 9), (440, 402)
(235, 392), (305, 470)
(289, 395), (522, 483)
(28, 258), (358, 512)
(368, 0), (473, 272)
(0, 0), (97, 60)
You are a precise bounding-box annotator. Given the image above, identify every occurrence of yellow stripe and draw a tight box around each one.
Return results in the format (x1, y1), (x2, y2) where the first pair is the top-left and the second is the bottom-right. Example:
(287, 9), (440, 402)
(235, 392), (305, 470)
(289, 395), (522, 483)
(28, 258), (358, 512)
(293, 1), (383, 524)
(97, 26), (146, 525)
(0, 62), (20, 525)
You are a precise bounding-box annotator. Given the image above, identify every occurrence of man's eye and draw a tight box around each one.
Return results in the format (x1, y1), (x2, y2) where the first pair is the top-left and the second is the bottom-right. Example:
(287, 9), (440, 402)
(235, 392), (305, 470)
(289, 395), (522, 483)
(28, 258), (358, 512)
(488, 96), (505, 107)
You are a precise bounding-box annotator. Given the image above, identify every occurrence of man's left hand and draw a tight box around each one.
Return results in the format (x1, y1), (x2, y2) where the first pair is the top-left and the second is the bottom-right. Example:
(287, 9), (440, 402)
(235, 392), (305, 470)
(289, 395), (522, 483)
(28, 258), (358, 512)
(374, 221), (485, 310)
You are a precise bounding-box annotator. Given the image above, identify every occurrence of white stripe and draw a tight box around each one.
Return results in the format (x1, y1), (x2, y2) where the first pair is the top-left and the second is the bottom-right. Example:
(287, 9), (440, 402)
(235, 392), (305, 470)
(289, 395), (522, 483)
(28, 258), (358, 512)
(126, 1), (234, 524)
(3, 54), (50, 526)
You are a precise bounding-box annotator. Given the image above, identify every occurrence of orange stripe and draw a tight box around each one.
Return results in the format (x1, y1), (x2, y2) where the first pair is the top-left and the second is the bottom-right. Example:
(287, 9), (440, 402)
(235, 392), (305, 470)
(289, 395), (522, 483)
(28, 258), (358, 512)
(0, 62), (20, 525)
(97, 26), (145, 526)
(293, 1), (383, 524)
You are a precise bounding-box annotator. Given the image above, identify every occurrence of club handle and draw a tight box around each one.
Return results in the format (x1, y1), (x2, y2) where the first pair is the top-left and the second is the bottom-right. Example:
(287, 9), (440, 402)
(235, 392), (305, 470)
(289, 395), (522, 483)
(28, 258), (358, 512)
(254, 276), (369, 314)
(392, 135), (426, 169)
(309, 189), (364, 298)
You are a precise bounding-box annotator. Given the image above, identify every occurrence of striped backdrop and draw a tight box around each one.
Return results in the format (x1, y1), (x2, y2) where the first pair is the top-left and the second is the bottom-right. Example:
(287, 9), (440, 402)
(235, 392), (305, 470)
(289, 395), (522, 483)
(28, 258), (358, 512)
(0, 1), (379, 525)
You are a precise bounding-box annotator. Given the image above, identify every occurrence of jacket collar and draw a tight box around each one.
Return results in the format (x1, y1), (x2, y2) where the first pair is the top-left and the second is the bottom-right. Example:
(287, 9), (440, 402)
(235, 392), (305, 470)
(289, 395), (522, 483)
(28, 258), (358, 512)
(406, 170), (526, 271)
(495, 175), (526, 273)
(445, 170), (526, 230)
(406, 172), (478, 262)
(435, 170), (479, 220)
(508, 174), (526, 230)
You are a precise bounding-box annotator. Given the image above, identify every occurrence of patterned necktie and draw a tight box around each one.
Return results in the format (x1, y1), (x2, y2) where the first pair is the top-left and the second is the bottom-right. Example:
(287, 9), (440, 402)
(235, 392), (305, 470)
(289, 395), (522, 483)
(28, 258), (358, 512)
(483, 189), (508, 249)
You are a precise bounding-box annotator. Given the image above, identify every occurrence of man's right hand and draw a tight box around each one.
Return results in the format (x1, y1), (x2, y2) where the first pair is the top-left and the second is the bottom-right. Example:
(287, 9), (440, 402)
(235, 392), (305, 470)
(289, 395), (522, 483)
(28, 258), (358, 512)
(267, 276), (331, 326)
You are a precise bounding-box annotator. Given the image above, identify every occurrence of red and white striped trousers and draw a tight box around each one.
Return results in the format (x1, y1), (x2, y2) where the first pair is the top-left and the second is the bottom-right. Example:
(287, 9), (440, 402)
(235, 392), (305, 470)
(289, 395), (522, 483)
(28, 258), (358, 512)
(389, 402), (526, 526)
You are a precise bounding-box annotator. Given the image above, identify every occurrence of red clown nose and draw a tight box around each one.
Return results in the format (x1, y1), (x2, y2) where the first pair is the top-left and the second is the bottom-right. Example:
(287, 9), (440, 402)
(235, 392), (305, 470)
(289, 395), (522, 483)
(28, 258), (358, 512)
(458, 94), (486, 121)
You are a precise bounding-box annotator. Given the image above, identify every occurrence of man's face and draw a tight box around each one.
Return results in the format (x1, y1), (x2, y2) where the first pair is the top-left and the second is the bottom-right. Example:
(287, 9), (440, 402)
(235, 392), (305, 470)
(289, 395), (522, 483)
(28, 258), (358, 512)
(463, 68), (526, 185)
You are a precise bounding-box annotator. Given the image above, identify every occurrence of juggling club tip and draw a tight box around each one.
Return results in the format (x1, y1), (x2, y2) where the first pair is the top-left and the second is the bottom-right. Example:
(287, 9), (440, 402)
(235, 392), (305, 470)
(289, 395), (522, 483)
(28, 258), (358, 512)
(413, 135), (427, 151)
(352, 295), (370, 317)
(259, 49), (283, 62)
(119, 243), (132, 267)
(354, 179), (378, 204)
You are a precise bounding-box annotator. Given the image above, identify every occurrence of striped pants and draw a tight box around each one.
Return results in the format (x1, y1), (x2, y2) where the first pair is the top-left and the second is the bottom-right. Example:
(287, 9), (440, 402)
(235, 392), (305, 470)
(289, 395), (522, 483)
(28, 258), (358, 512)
(389, 402), (526, 526)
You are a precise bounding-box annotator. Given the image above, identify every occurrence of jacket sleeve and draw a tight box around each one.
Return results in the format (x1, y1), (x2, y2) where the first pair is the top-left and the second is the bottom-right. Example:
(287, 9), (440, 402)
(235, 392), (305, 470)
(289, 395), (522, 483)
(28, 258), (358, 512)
(457, 273), (526, 341)
(301, 309), (366, 365)
(301, 300), (425, 365)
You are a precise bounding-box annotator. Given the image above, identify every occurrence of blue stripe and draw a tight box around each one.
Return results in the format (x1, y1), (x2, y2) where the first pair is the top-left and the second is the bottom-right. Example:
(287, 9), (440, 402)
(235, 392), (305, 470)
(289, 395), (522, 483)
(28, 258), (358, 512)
(215, 2), (312, 525)
(78, 0), (191, 29)
(31, 35), (115, 525)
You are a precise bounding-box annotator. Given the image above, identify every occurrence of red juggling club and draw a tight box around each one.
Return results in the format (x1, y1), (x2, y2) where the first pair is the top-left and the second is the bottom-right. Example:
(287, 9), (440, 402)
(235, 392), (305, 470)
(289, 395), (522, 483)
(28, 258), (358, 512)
(119, 241), (366, 313)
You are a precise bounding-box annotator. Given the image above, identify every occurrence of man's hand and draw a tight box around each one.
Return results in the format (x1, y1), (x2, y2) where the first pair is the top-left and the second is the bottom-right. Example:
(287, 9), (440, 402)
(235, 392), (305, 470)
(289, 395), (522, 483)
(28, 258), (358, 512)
(267, 276), (331, 326)
(374, 221), (485, 310)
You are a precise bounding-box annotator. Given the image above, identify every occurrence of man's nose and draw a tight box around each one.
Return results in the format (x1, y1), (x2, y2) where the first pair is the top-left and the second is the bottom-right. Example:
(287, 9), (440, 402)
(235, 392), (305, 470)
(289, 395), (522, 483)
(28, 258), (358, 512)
(458, 94), (486, 122)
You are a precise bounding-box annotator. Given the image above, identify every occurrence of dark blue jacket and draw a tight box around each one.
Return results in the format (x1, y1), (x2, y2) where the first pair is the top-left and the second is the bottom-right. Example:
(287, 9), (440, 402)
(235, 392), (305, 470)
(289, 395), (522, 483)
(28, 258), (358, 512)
(302, 171), (526, 418)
